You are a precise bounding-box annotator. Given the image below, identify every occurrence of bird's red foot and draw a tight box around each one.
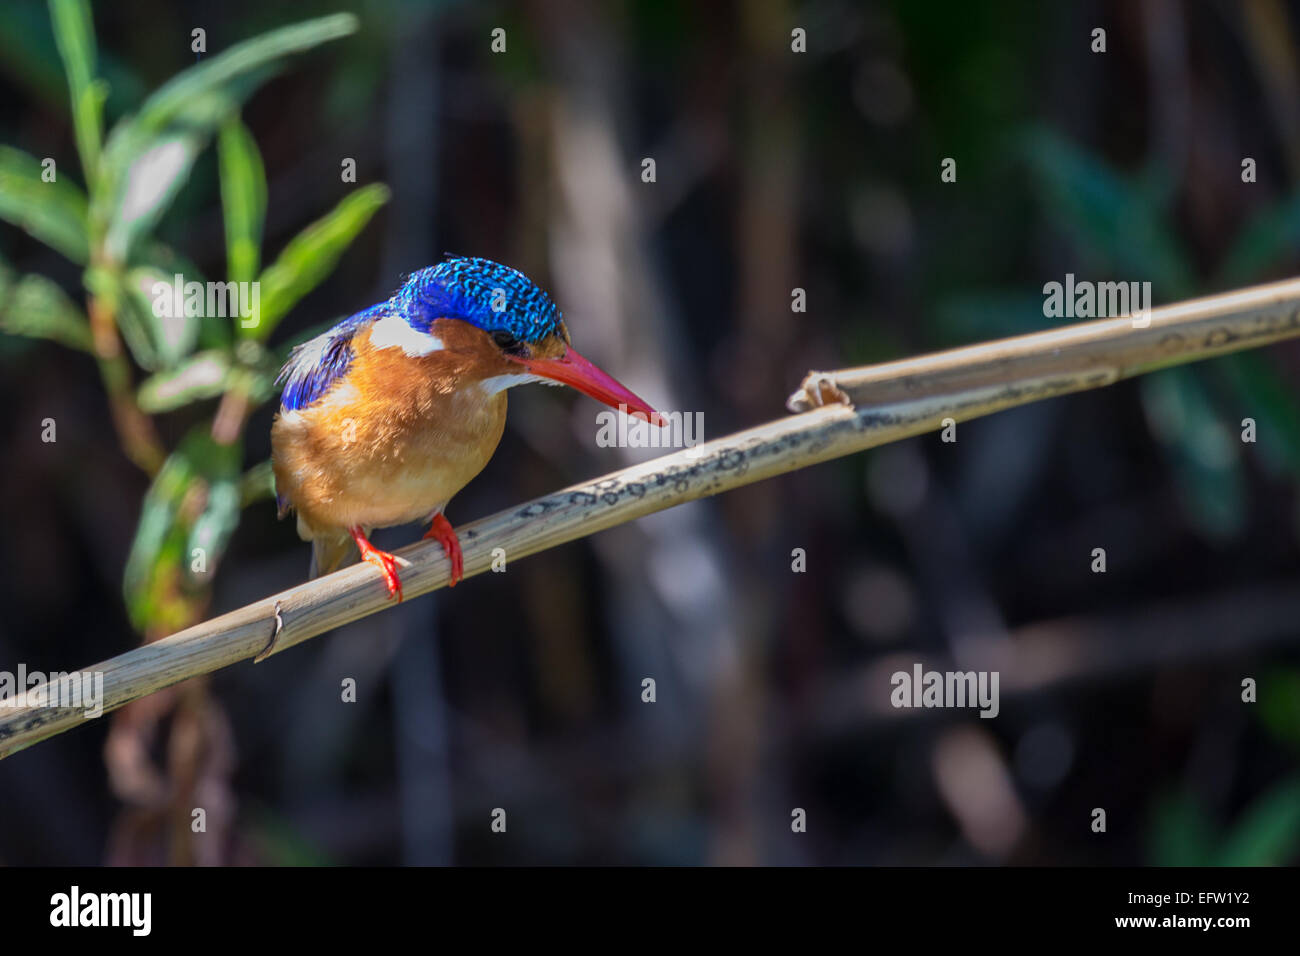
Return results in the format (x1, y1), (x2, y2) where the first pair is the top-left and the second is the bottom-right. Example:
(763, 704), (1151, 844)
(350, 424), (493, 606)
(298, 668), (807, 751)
(423, 512), (464, 586)
(349, 526), (403, 601)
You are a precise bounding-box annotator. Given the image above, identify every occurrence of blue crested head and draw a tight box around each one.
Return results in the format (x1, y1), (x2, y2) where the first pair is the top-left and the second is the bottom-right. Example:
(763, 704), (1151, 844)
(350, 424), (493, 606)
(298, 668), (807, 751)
(392, 256), (564, 344)
(278, 257), (568, 414)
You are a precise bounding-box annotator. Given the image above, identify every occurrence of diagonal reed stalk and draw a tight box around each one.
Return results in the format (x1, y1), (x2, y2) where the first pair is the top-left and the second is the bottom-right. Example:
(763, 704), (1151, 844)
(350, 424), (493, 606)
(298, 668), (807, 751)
(3, 276), (1300, 759)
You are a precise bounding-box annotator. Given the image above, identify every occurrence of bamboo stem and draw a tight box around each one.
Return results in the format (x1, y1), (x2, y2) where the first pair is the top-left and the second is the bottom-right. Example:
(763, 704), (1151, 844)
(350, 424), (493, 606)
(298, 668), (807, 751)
(4, 277), (1300, 759)
(787, 275), (1300, 410)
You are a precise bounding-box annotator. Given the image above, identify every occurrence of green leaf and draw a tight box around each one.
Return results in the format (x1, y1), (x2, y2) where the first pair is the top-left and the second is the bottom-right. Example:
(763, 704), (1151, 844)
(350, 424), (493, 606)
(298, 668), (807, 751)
(106, 265), (206, 371)
(1217, 192), (1300, 287)
(224, 363), (279, 409)
(137, 350), (231, 412)
(1256, 668), (1300, 752)
(187, 475), (241, 588)
(132, 14), (357, 137)
(1141, 366), (1246, 541)
(102, 130), (203, 262)
(1217, 777), (1300, 866)
(117, 266), (201, 369)
(123, 440), (195, 628)
(0, 261), (92, 351)
(1150, 792), (1216, 866)
(82, 261), (157, 368)
(130, 238), (225, 346)
(1020, 128), (1196, 299)
(132, 241), (204, 278)
(218, 116), (266, 285)
(110, 282), (156, 369)
(0, 145), (90, 262)
(1217, 351), (1300, 479)
(179, 430), (242, 591)
(48, 0), (104, 181)
(249, 183), (389, 340)
(248, 809), (335, 866)
(96, 85), (245, 242)
(93, 14), (356, 263)
(97, 79), (254, 203)
(123, 428), (241, 629)
(239, 459), (276, 508)
(935, 292), (1055, 341)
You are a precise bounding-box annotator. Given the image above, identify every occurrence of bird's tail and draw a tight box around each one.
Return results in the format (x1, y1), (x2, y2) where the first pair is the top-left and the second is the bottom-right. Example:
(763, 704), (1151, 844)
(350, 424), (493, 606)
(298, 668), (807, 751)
(309, 532), (360, 579)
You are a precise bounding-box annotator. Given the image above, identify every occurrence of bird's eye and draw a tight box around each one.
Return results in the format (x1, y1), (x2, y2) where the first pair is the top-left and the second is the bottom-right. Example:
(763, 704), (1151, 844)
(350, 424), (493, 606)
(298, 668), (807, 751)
(492, 330), (521, 351)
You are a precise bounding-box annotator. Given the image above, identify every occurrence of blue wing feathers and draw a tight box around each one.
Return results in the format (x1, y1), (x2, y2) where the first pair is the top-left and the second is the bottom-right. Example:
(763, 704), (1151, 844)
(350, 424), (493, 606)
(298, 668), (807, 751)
(277, 307), (379, 412)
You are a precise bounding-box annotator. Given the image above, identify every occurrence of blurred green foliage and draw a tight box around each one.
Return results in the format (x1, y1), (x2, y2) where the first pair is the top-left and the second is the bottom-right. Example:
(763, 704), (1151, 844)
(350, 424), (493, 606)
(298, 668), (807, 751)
(1153, 775), (1300, 866)
(1015, 130), (1300, 862)
(943, 127), (1300, 543)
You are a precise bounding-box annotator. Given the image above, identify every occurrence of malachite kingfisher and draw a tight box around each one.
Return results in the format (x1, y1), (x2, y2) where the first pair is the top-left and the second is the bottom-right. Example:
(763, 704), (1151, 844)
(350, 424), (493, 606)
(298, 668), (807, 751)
(271, 256), (664, 600)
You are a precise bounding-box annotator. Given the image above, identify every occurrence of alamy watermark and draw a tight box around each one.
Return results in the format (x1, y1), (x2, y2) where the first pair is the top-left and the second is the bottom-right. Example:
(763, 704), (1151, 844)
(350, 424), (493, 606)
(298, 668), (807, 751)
(0, 664), (104, 718)
(596, 407), (705, 456)
(50, 886), (150, 936)
(890, 663), (999, 718)
(1043, 273), (1152, 328)
(151, 273), (260, 328)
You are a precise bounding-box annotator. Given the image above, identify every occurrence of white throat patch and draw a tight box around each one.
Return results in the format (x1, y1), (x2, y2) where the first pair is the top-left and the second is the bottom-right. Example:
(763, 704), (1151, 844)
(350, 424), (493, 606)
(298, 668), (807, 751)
(477, 372), (547, 396)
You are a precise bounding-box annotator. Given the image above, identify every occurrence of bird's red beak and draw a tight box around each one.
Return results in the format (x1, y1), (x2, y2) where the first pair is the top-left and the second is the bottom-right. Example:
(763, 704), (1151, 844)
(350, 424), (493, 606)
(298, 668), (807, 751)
(513, 346), (666, 426)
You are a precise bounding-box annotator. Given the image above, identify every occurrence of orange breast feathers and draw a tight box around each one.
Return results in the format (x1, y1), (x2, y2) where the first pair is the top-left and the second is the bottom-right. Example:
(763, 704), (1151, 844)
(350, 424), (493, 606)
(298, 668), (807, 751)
(271, 317), (529, 536)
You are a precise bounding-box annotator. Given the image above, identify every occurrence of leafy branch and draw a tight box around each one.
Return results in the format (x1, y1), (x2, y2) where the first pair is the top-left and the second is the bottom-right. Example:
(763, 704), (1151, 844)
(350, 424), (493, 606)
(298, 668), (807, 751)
(0, 3), (387, 633)
(0, 4), (390, 857)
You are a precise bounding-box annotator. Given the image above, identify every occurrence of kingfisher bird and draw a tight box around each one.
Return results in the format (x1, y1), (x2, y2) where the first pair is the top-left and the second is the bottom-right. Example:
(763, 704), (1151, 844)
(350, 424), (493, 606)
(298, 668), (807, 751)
(271, 256), (663, 600)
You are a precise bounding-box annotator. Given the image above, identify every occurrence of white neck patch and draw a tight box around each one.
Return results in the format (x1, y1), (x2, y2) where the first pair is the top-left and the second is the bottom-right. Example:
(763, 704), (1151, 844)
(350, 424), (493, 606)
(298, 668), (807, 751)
(368, 314), (445, 356)
(477, 372), (547, 396)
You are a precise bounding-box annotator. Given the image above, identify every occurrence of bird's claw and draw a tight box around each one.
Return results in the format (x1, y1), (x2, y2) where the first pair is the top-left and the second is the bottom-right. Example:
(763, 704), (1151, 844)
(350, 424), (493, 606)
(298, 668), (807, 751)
(424, 513), (464, 586)
(350, 526), (404, 601)
(363, 548), (404, 601)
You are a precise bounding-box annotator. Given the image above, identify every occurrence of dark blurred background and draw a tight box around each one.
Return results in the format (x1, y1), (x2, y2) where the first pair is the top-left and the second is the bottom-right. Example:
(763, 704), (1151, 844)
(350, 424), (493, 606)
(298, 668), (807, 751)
(2, 0), (1300, 865)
